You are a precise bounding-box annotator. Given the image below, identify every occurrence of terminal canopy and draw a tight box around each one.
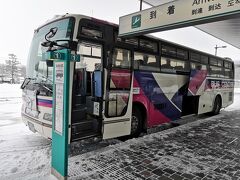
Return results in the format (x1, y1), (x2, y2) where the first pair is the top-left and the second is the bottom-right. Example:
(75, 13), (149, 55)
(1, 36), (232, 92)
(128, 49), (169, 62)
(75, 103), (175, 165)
(143, 0), (240, 49)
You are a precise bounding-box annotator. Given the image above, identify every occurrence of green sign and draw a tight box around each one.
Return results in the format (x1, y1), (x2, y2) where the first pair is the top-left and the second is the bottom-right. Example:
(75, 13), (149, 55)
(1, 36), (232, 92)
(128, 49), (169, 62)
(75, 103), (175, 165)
(131, 14), (141, 29)
(42, 51), (80, 62)
(120, 0), (240, 37)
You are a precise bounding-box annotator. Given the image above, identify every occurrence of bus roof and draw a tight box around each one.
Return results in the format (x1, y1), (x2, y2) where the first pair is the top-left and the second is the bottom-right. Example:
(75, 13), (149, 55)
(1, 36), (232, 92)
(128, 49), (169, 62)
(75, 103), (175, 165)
(35, 13), (233, 63)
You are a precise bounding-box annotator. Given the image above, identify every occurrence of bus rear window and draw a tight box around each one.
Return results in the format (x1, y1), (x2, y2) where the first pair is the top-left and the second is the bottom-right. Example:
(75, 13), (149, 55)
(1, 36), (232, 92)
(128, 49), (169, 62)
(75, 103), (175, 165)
(81, 27), (103, 39)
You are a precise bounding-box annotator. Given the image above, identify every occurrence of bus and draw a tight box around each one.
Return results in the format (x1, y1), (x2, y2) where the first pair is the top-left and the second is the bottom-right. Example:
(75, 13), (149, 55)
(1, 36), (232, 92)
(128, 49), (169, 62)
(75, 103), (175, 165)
(21, 14), (234, 142)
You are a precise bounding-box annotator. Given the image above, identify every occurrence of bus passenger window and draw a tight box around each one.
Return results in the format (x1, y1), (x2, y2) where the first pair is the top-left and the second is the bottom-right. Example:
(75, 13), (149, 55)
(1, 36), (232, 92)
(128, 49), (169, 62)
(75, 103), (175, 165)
(190, 52), (201, 62)
(161, 57), (189, 72)
(210, 58), (218, 66)
(177, 49), (188, 60)
(139, 39), (158, 52)
(224, 68), (234, 79)
(161, 58), (173, 70)
(134, 52), (159, 71)
(161, 45), (176, 57)
(191, 63), (207, 70)
(209, 66), (224, 77)
(225, 69), (231, 78)
(112, 48), (130, 69)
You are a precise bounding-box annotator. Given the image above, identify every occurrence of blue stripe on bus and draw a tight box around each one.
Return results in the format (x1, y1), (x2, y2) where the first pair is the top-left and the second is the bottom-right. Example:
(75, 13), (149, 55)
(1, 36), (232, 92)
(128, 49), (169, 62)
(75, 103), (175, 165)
(134, 72), (181, 120)
(38, 99), (52, 104)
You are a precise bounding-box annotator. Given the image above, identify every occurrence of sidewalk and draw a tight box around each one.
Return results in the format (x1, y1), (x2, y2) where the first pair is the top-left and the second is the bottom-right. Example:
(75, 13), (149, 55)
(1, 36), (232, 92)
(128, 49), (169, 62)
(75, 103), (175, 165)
(68, 110), (240, 180)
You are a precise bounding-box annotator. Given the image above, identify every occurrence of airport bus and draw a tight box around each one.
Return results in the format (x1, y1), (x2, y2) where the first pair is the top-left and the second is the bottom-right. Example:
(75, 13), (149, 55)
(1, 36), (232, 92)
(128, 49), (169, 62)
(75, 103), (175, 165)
(21, 14), (234, 142)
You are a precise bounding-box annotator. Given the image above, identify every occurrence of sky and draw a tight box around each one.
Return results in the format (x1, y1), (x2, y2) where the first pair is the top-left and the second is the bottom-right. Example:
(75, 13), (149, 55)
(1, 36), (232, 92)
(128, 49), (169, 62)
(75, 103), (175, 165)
(0, 0), (240, 65)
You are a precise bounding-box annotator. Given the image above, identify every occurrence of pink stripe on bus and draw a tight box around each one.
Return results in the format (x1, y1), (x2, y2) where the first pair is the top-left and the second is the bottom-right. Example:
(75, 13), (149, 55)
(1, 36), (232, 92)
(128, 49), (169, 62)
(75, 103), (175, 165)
(38, 102), (52, 108)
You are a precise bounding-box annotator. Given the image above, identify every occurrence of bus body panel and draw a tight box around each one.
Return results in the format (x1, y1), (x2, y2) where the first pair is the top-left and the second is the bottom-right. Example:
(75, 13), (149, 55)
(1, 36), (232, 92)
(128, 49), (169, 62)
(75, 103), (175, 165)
(198, 78), (234, 114)
(188, 69), (208, 96)
(22, 95), (52, 139)
(133, 71), (189, 127)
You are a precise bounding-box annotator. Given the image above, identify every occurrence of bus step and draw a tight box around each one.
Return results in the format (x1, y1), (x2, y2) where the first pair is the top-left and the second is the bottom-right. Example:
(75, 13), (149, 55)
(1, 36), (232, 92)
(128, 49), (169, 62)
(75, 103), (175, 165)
(71, 119), (101, 141)
(71, 132), (100, 141)
(71, 108), (87, 123)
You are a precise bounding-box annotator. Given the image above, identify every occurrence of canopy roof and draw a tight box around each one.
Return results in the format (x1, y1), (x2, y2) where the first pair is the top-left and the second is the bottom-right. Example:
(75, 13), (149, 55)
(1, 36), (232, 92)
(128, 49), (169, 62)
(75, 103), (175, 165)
(143, 0), (240, 49)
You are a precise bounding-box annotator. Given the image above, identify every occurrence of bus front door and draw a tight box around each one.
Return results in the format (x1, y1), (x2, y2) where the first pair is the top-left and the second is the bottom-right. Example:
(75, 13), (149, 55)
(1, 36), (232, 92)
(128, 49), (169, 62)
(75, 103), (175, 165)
(103, 48), (133, 139)
(70, 42), (103, 141)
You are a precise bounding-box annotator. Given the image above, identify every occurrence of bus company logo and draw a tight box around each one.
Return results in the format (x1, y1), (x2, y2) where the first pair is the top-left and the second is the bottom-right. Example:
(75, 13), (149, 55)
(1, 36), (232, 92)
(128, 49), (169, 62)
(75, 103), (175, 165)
(132, 14), (141, 29)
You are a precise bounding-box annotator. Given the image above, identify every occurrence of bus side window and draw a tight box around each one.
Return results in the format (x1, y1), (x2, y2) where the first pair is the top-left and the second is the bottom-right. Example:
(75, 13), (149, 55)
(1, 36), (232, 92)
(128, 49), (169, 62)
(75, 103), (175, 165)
(225, 69), (231, 78)
(161, 57), (189, 72)
(161, 58), (173, 70)
(112, 48), (131, 69)
(191, 63), (207, 70)
(134, 52), (159, 71)
(209, 66), (224, 77)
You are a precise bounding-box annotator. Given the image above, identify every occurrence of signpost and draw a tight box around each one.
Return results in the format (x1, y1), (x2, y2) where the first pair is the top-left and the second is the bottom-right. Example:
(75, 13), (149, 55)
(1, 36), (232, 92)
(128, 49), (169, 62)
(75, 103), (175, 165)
(119, 0), (240, 37)
(43, 49), (80, 180)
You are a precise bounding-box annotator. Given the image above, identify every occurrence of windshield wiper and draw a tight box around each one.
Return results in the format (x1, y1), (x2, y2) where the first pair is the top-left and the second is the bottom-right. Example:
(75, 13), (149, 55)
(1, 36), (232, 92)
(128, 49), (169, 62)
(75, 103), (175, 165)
(36, 73), (53, 83)
(33, 81), (53, 94)
(41, 83), (53, 93)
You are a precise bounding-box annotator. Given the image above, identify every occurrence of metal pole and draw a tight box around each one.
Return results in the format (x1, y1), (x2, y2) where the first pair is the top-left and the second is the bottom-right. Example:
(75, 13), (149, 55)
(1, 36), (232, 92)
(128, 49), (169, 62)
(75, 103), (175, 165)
(215, 45), (217, 56)
(140, 0), (143, 11)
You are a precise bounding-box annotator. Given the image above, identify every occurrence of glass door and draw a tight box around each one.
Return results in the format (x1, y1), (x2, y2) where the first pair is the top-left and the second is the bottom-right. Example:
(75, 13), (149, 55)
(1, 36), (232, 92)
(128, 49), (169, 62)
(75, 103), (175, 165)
(103, 48), (133, 139)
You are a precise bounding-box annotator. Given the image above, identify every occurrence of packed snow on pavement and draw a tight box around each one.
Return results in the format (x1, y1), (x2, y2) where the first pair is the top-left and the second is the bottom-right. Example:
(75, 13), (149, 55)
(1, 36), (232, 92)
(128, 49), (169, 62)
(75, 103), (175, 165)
(0, 84), (239, 180)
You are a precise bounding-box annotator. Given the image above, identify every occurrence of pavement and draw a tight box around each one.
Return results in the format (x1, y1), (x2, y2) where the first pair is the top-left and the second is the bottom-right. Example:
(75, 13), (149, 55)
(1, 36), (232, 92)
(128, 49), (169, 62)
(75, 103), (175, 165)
(68, 110), (240, 180)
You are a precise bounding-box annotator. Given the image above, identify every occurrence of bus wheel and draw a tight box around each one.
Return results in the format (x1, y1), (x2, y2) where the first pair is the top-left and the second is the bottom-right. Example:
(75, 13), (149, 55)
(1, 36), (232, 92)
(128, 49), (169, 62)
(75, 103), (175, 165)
(131, 108), (143, 137)
(212, 96), (222, 115)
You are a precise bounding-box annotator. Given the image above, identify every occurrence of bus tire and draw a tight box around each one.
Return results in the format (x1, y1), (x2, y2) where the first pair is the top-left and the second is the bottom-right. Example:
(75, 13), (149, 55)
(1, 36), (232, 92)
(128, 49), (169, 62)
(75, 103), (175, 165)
(130, 107), (143, 138)
(211, 95), (222, 115)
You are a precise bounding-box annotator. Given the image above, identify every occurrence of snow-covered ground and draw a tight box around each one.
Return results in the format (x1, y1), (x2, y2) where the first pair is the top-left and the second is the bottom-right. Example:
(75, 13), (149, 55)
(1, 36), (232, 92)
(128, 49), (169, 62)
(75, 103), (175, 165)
(0, 84), (52, 179)
(0, 84), (239, 179)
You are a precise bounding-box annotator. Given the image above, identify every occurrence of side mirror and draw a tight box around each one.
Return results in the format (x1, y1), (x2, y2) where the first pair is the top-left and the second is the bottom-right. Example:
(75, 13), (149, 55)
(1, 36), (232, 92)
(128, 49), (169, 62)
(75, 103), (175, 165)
(41, 40), (78, 51)
(20, 78), (31, 89)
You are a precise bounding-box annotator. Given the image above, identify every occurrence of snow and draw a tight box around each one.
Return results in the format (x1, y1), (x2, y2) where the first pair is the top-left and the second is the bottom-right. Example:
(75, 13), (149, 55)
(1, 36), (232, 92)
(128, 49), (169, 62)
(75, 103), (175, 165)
(0, 84), (239, 179)
(0, 84), (53, 180)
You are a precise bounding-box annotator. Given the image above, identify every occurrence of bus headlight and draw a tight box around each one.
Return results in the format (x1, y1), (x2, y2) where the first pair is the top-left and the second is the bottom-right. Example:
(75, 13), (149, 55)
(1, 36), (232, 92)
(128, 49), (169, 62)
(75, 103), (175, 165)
(43, 113), (52, 122)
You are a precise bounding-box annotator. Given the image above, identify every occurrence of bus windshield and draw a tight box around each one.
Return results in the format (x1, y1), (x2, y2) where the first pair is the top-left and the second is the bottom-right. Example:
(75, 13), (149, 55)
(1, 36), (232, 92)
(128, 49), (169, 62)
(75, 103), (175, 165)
(26, 17), (75, 84)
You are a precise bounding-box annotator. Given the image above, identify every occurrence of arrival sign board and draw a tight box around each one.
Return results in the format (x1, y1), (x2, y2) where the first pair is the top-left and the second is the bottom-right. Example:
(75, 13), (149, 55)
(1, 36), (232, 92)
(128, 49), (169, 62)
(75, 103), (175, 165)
(119, 0), (240, 37)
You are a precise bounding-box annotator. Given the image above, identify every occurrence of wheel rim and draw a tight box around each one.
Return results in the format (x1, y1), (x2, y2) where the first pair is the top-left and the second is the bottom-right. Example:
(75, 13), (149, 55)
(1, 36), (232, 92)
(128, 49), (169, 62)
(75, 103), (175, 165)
(131, 115), (139, 134)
